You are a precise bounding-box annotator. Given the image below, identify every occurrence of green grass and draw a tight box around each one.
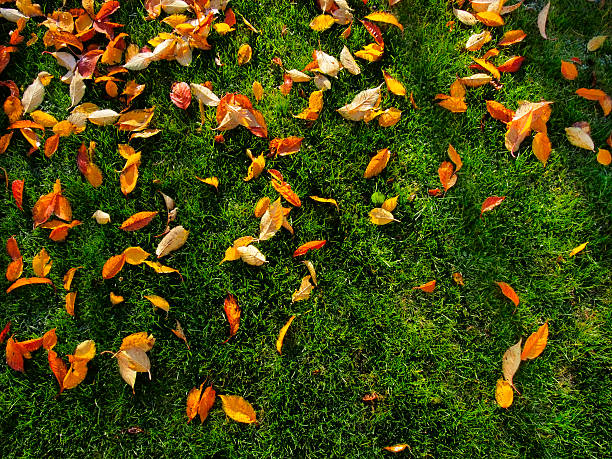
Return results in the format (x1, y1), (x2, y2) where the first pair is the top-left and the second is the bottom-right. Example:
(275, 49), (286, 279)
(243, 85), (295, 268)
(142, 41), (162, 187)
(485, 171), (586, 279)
(0, 0), (611, 457)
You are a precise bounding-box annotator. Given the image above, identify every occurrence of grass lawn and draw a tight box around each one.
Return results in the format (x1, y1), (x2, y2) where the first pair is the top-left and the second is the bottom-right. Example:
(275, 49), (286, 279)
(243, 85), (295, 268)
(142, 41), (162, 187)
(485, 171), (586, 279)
(0, 0), (611, 456)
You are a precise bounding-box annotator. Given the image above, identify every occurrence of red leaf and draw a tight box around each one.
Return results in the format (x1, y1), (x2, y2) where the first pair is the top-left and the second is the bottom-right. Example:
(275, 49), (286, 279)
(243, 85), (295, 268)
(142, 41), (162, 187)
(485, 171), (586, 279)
(11, 179), (23, 211)
(360, 20), (384, 46)
(77, 49), (104, 78)
(170, 82), (191, 110)
(269, 137), (304, 157)
(0, 321), (10, 343)
(224, 8), (236, 27)
(293, 240), (326, 257)
(497, 56), (525, 73)
(481, 196), (505, 216)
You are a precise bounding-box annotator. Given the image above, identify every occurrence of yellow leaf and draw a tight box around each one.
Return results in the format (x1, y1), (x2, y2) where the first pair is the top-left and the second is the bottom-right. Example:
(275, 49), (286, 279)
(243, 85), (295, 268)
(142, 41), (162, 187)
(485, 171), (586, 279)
(364, 148), (391, 178)
(378, 108), (402, 127)
(475, 11), (504, 27)
(569, 242), (588, 257)
(597, 148), (611, 166)
(252, 81), (264, 102)
(237, 245), (267, 266)
(364, 12), (404, 31)
(521, 323), (548, 360)
(473, 58), (500, 80)
(144, 295), (170, 312)
(587, 35), (607, 52)
(383, 70), (406, 96)
(309, 14), (335, 32)
(237, 44), (252, 66)
(213, 23), (235, 35)
(291, 276), (314, 303)
(120, 332), (155, 352)
(32, 248), (52, 277)
(382, 195), (399, 212)
(276, 315), (296, 354)
(254, 197), (270, 217)
(219, 395), (257, 423)
(30, 110), (58, 128)
(310, 196), (339, 210)
(196, 176), (219, 190)
(495, 379), (513, 408)
(123, 246), (150, 265)
(369, 208), (397, 225)
(110, 292), (124, 305)
(244, 150), (265, 181)
(355, 43), (384, 62)
(565, 127), (594, 151)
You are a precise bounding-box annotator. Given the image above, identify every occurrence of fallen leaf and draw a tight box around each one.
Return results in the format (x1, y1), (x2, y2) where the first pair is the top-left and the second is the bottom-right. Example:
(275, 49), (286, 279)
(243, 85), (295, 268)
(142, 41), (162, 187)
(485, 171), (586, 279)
(92, 210), (111, 224)
(369, 208), (397, 225)
(499, 29), (526, 46)
(170, 82), (191, 109)
(237, 44), (252, 65)
(120, 211), (158, 231)
(186, 385), (203, 423)
(447, 144), (462, 171)
(560, 61), (578, 80)
(123, 247), (150, 265)
(32, 248), (52, 277)
(502, 338), (522, 387)
(171, 320), (189, 350)
(438, 161), (457, 192)
(63, 340), (96, 390)
(292, 276), (314, 302)
(63, 267), (81, 290)
(565, 126), (594, 151)
(587, 35), (607, 52)
(597, 148), (611, 166)
(340, 46), (360, 75)
(452, 272), (464, 286)
(219, 395), (257, 423)
(569, 242), (588, 257)
(244, 150), (265, 182)
(496, 282), (519, 308)
(480, 196), (505, 216)
(383, 444), (410, 453)
(269, 137), (303, 157)
(383, 70), (406, 96)
(110, 292), (124, 305)
(310, 14), (335, 32)
(532, 132), (551, 166)
(521, 322), (548, 360)
(309, 196), (338, 210)
(198, 386), (216, 423)
(259, 198), (283, 241)
(364, 11), (403, 30)
(337, 86), (381, 121)
(495, 379), (513, 408)
(156, 226), (189, 258)
(6, 277), (53, 293)
(196, 176), (219, 190)
(6, 337), (25, 372)
(224, 293), (240, 341)
(276, 315), (296, 354)
(11, 179), (23, 211)
(382, 195), (399, 212)
(413, 280), (436, 293)
(237, 244), (267, 266)
(293, 240), (326, 257)
(364, 148), (391, 178)
(65, 291), (76, 316)
(102, 254), (126, 279)
(48, 350), (68, 394)
(252, 81), (264, 101)
(537, 1), (551, 40)
(303, 260), (318, 285)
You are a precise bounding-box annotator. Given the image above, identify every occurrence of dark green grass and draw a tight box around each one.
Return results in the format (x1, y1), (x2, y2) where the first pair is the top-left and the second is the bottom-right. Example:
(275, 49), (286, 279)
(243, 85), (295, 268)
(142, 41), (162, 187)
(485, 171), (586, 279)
(0, 0), (611, 457)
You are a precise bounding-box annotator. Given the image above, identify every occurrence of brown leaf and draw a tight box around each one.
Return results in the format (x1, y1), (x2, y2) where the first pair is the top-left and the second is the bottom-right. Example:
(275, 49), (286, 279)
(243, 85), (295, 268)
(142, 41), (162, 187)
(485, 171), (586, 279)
(171, 320), (189, 350)
(537, 1), (551, 40)
(502, 338), (522, 387)
(480, 196), (505, 216)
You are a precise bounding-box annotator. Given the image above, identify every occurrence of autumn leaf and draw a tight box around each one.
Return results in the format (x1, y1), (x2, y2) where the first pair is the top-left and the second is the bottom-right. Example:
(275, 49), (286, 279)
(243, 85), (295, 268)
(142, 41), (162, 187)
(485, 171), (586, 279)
(65, 291), (77, 316)
(92, 210), (111, 224)
(560, 61), (578, 80)
(171, 320), (189, 350)
(532, 132), (551, 166)
(310, 14), (335, 32)
(369, 208), (397, 225)
(219, 395), (257, 424)
(42, 328), (57, 350)
(259, 198), (283, 241)
(6, 277), (53, 293)
(480, 196), (505, 216)
(293, 240), (326, 257)
(364, 148), (391, 178)
(237, 44), (252, 65)
(453, 272), (464, 286)
(496, 282), (519, 309)
(32, 248), (52, 277)
(309, 196), (339, 211)
(198, 386), (216, 423)
(6, 337), (25, 372)
(569, 242), (588, 257)
(340, 46), (360, 75)
(413, 280), (436, 293)
(292, 276), (314, 303)
(270, 172), (301, 207)
(438, 161), (457, 192)
(364, 12), (403, 31)
(170, 82), (191, 109)
(120, 211), (158, 231)
(244, 149), (265, 182)
(499, 30), (527, 46)
(156, 226), (189, 258)
(465, 31), (492, 51)
(587, 35), (607, 52)
(597, 148), (611, 166)
(269, 137), (303, 157)
(48, 350), (68, 394)
(186, 385), (203, 423)
(32, 179), (72, 227)
(521, 322), (549, 360)
(0, 322), (10, 344)
(383, 70), (406, 96)
(502, 338), (522, 388)
(537, 1), (551, 40)
(382, 195), (399, 212)
(252, 81), (264, 101)
(223, 293), (240, 342)
(383, 444), (410, 453)
(295, 90), (324, 120)
(495, 379), (513, 408)
(11, 179), (23, 211)
(63, 340), (96, 390)
(276, 315), (296, 354)
(337, 86), (382, 121)
(144, 295), (170, 312)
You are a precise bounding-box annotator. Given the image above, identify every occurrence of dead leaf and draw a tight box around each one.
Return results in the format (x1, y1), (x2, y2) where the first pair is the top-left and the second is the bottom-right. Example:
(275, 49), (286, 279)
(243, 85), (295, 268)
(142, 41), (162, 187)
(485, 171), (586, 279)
(340, 46), (360, 75)
(276, 315), (296, 353)
(120, 211), (158, 231)
(502, 338), (522, 387)
(369, 208), (397, 225)
(565, 126), (594, 151)
(495, 379), (513, 408)
(198, 386), (216, 423)
(521, 322), (548, 360)
(537, 2), (551, 40)
(237, 44), (252, 65)
(560, 61), (578, 80)
(293, 240), (326, 257)
(171, 320), (189, 350)
(6, 276), (53, 293)
(219, 395), (257, 423)
(92, 210), (111, 224)
(259, 198), (283, 241)
(32, 248), (52, 277)
(413, 280), (436, 293)
(383, 444), (410, 453)
(337, 86), (381, 121)
(364, 11), (403, 31)
(597, 148), (611, 166)
(156, 226), (189, 258)
(224, 293), (240, 341)
(102, 254), (126, 279)
(569, 242), (588, 257)
(145, 295), (169, 312)
(170, 82), (191, 109)
(364, 148), (391, 178)
(237, 245), (267, 266)
(480, 196), (505, 216)
(65, 291), (76, 316)
(587, 35), (607, 52)
(496, 282), (519, 308)
(292, 276), (314, 302)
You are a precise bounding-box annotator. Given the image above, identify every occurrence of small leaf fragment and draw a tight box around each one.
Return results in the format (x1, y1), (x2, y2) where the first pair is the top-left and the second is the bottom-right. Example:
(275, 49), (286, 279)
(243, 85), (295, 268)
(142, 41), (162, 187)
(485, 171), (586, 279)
(569, 242), (588, 257)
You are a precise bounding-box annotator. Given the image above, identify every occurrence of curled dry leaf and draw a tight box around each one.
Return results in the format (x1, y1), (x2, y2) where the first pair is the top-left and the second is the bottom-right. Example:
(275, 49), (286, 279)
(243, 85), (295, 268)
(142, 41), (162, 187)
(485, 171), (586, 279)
(337, 86), (381, 121)
(537, 1), (551, 40)
(502, 338), (522, 387)
(480, 196), (505, 216)
(453, 272), (464, 286)
(170, 82), (191, 110)
(495, 379), (513, 408)
(237, 244), (267, 266)
(521, 322), (548, 360)
(569, 242), (588, 257)
(340, 46), (360, 75)
(92, 210), (111, 224)
(303, 260), (318, 285)
(219, 395), (257, 424)
(496, 282), (519, 308)
(276, 315), (296, 354)
(292, 276), (314, 303)
(364, 148), (391, 178)
(565, 126), (594, 151)
(156, 226), (189, 258)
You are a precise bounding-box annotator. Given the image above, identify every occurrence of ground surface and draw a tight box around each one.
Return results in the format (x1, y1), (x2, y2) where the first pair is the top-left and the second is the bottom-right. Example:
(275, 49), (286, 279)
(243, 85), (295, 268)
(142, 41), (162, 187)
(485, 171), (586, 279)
(0, 0), (610, 457)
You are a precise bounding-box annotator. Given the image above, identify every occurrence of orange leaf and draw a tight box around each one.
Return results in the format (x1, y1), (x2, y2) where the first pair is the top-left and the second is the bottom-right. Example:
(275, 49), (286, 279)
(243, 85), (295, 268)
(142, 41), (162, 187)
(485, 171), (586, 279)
(224, 293), (240, 342)
(6, 337), (25, 372)
(237, 44), (252, 65)
(597, 148), (611, 166)
(12, 179), (24, 210)
(364, 148), (391, 178)
(102, 254), (126, 279)
(0, 322), (10, 343)
(496, 282), (519, 307)
(472, 58), (500, 79)
(119, 211), (158, 231)
(499, 30), (527, 46)
(438, 161), (457, 192)
(413, 280), (436, 293)
(293, 240), (326, 257)
(481, 196), (505, 216)
(48, 350), (68, 394)
(271, 176), (301, 207)
(383, 70), (406, 96)
(198, 385), (216, 423)
(6, 277), (53, 293)
(269, 137), (303, 157)
(495, 379), (513, 408)
(521, 322), (548, 360)
(65, 291), (77, 316)
(561, 61), (578, 80)
(276, 315), (296, 354)
(42, 328), (57, 350)
(383, 444), (410, 453)
(447, 144), (462, 171)
(63, 267), (81, 291)
(532, 132), (551, 166)
(186, 385), (203, 423)
(486, 100), (514, 123)
(496, 56), (525, 73)
(475, 11), (504, 27)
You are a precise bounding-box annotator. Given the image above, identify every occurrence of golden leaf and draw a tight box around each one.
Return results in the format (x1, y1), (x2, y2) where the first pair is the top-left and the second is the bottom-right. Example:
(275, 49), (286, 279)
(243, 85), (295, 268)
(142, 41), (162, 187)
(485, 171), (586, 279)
(447, 144), (462, 171)
(276, 315), (296, 354)
(310, 14), (335, 32)
(224, 293), (240, 341)
(364, 12), (403, 31)
(303, 260), (318, 286)
(383, 70), (406, 96)
(144, 295), (170, 312)
(569, 242), (588, 257)
(123, 246), (150, 265)
(369, 208), (397, 225)
(32, 248), (52, 277)
(219, 395), (257, 423)
(292, 276), (314, 303)
(521, 323), (548, 360)
(110, 292), (124, 305)
(237, 245), (267, 266)
(364, 148), (391, 178)
(495, 379), (513, 408)
(382, 196), (399, 212)
(560, 61), (578, 80)
(237, 44), (252, 66)
(309, 196), (339, 210)
(252, 81), (264, 102)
